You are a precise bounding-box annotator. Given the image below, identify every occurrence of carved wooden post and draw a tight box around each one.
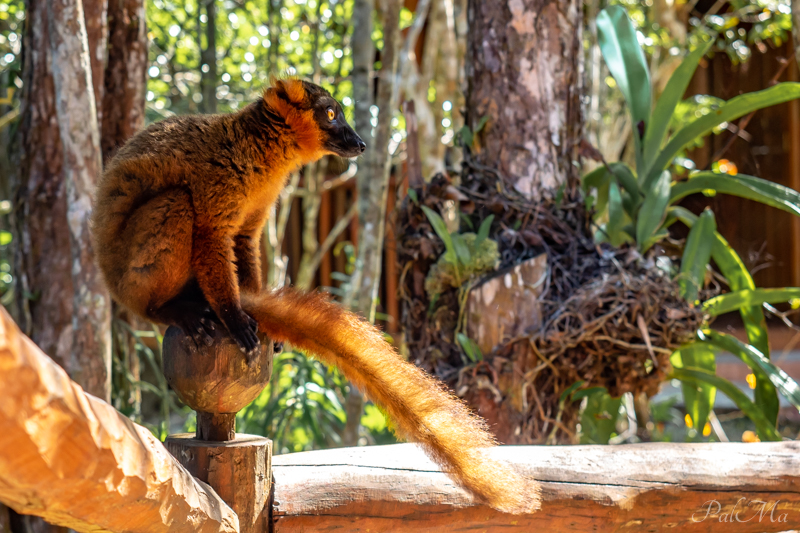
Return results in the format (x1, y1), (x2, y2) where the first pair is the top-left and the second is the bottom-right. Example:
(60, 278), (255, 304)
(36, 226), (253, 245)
(163, 326), (274, 533)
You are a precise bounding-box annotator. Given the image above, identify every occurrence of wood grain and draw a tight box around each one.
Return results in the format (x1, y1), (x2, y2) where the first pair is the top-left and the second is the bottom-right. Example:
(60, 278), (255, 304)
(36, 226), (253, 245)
(272, 442), (800, 532)
(167, 434), (272, 533)
(0, 307), (239, 533)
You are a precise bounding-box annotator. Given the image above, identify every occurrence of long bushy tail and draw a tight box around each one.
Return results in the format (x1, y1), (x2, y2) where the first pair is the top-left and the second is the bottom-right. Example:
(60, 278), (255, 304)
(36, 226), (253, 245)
(241, 289), (541, 514)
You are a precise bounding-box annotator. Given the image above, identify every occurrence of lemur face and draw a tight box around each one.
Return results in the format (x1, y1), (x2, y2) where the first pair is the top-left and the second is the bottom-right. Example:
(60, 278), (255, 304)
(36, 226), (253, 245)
(264, 78), (366, 159)
(301, 80), (366, 158)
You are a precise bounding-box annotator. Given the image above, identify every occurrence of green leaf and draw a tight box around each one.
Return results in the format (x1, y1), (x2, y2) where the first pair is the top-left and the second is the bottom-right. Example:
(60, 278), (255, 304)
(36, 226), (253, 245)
(703, 287), (800, 316)
(671, 205), (778, 424)
(674, 343), (716, 434)
(579, 388), (622, 444)
(459, 126), (473, 148)
(678, 208), (716, 302)
(456, 333), (483, 363)
(582, 165), (610, 193)
(597, 5), (651, 172)
(609, 162), (640, 199)
(474, 214), (495, 249)
(636, 170), (671, 252)
(606, 181), (628, 246)
(451, 233), (472, 265)
(407, 189), (419, 205)
(671, 172), (800, 217)
(475, 115), (490, 133)
(421, 205), (455, 257)
(559, 380), (586, 404)
(572, 386), (607, 401)
(670, 367), (782, 441)
(644, 82), (800, 187)
(698, 329), (800, 413)
(642, 34), (715, 169)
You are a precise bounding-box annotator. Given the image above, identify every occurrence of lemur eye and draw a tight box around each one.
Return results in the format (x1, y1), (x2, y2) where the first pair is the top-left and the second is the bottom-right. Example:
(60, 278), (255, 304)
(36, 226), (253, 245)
(326, 108), (335, 121)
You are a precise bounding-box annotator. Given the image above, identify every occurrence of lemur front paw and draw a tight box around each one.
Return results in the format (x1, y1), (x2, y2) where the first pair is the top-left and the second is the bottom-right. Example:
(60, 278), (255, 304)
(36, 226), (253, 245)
(176, 307), (217, 353)
(221, 307), (260, 357)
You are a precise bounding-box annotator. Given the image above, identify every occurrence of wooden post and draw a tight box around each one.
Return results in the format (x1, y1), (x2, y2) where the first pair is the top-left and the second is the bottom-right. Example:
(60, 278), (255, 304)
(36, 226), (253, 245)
(163, 326), (274, 533)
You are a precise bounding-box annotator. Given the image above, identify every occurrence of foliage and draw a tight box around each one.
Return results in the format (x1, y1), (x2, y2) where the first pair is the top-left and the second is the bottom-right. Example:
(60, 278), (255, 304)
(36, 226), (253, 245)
(588, 5), (800, 441)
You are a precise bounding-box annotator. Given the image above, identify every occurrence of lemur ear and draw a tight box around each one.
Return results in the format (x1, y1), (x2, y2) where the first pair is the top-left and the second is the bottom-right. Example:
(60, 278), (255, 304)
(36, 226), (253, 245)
(269, 76), (306, 105)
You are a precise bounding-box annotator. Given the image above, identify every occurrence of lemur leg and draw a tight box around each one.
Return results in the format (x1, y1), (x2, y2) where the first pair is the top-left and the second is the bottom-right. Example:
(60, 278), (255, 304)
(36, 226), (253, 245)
(115, 189), (215, 349)
(233, 211), (268, 294)
(192, 223), (260, 355)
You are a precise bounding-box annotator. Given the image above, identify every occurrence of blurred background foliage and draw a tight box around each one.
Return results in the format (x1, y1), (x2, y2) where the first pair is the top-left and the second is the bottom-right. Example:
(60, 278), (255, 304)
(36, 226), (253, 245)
(0, 0), (799, 452)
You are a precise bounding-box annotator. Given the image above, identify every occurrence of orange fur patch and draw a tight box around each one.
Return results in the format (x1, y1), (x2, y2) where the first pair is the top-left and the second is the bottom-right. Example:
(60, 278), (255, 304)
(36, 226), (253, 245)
(264, 79), (323, 161)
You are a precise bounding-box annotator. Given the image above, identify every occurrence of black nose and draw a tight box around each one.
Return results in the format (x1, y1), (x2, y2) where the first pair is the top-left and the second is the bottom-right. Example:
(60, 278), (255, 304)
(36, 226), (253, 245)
(358, 140), (366, 153)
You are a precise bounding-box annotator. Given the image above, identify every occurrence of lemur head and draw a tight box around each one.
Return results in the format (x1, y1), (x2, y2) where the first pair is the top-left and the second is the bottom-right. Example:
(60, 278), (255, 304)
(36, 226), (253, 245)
(264, 77), (366, 160)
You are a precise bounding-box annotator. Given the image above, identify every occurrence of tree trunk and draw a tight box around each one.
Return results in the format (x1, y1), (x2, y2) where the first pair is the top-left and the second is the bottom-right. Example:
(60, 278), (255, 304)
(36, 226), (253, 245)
(341, 0), (403, 447)
(102, 0), (147, 160)
(465, 0), (582, 199)
(199, 0), (217, 113)
(47, 0), (112, 399)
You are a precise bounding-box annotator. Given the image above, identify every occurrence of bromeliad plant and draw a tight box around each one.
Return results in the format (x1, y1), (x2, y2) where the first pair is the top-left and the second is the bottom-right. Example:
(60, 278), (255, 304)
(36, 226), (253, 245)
(586, 5), (800, 440)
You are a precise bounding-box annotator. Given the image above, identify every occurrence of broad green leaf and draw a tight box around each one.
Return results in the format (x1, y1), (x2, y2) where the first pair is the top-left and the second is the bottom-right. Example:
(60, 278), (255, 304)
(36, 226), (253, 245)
(597, 6), (651, 172)
(671, 172), (800, 217)
(698, 330), (800, 413)
(643, 82), (800, 187)
(678, 208), (716, 302)
(674, 343), (716, 434)
(636, 170), (671, 252)
(451, 233), (472, 265)
(606, 181), (628, 246)
(669, 205), (777, 422)
(608, 162), (640, 198)
(703, 287), (800, 316)
(421, 205), (460, 280)
(582, 165), (610, 193)
(559, 380), (586, 404)
(642, 33), (715, 169)
(456, 333), (483, 363)
(670, 367), (782, 441)
(579, 387), (623, 444)
(474, 214), (495, 249)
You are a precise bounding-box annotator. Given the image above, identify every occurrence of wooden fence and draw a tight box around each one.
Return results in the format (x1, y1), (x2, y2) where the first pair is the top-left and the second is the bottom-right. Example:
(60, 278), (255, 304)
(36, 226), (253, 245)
(1, 305), (800, 532)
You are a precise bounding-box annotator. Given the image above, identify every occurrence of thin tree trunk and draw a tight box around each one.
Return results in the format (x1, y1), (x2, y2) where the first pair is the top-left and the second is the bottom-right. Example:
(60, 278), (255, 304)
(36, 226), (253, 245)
(102, 0), (147, 160)
(793, 0), (800, 71)
(339, 0), (375, 447)
(103, 0), (148, 419)
(341, 0), (402, 447)
(199, 0), (217, 113)
(47, 0), (112, 400)
(465, 0), (582, 199)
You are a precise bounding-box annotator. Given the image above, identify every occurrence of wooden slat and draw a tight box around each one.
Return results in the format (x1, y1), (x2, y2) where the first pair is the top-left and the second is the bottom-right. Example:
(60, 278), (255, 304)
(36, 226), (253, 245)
(0, 307), (239, 533)
(272, 442), (800, 532)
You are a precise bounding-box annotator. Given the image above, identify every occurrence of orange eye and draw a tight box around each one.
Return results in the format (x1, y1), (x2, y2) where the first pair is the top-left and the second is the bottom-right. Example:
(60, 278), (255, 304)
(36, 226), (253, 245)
(327, 108), (335, 121)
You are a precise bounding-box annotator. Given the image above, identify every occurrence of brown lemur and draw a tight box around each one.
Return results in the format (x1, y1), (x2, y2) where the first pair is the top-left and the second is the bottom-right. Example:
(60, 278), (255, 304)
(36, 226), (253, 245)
(91, 78), (540, 514)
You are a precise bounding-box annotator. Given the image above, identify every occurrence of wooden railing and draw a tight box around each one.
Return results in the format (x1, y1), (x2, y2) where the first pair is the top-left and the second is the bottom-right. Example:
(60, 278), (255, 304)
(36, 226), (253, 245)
(1, 305), (800, 533)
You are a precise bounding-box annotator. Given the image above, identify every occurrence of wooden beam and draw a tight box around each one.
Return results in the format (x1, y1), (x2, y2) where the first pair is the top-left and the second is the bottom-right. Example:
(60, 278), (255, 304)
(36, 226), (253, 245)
(272, 442), (800, 532)
(0, 307), (239, 533)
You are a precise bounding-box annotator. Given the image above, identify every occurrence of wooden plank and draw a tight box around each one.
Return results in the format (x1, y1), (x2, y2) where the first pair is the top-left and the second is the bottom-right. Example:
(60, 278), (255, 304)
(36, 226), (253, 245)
(272, 442), (800, 532)
(0, 307), (239, 533)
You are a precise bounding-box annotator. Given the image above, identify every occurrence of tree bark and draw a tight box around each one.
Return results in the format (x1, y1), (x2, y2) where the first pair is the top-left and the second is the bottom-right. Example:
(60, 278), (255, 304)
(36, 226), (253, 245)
(102, 0), (147, 161)
(12, 0), (71, 369)
(341, 0), (402, 447)
(47, 0), (112, 400)
(465, 0), (582, 199)
(339, 0), (375, 448)
(199, 0), (218, 113)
